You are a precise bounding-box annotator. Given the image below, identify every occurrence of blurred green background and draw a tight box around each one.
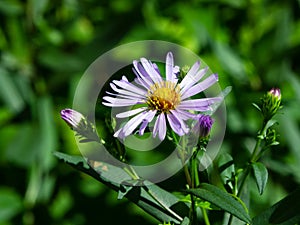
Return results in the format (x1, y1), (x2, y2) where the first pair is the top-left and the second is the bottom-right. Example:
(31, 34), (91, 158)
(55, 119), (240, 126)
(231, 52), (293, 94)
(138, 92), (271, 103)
(1, 0), (300, 224)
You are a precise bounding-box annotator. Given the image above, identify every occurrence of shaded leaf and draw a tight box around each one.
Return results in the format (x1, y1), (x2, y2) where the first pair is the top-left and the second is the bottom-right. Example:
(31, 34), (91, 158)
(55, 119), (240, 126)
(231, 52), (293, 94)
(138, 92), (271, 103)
(251, 162), (268, 195)
(0, 188), (23, 222)
(217, 153), (235, 193)
(180, 217), (190, 225)
(252, 189), (300, 225)
(186, 183), (251, 224)
(0, 67), (25, 113)
(54, 152), (186, 224)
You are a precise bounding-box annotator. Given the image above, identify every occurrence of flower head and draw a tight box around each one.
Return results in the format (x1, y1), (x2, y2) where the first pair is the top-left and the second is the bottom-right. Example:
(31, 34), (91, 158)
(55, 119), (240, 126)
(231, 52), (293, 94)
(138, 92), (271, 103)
(261, 88), (282, 121)
(102, 52), (222, 140)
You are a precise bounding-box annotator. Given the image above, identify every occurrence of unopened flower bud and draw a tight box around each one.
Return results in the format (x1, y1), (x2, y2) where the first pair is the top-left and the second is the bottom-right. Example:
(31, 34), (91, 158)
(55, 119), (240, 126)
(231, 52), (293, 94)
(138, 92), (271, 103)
(261, 88), (282, 121)
(193, 114), (214, 138)
(61, 108), (85, 129)
(269, 88), (281, 100)
(60, 108), (99, 142)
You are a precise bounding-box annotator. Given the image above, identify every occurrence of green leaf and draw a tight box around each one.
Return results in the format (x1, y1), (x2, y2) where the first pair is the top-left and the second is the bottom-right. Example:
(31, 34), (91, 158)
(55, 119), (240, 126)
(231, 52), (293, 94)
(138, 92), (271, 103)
(118, 180), (142, 200)
(0, 188), (23, 222)
(0, 67), (25, 113)
(251, 162), (268, 195)
(217, 153), (235, 193)
(180, 217), (190, 225)
(252, 103), (261, 112)
(54, 152), (187, 224)
(252, 189), (300, 225)
(186, 183), (251, 224)
(53, 152), (90, 170)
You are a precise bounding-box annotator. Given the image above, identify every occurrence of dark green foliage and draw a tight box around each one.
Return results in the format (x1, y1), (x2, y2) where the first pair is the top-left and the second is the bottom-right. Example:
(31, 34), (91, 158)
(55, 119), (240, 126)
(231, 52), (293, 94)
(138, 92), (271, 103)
(186, 183), (251, 223)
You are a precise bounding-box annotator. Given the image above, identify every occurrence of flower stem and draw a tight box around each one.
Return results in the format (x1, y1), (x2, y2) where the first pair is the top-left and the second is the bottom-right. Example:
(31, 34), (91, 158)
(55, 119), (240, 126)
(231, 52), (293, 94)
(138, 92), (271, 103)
(201, 207), (211, 225)
(227, 121), (269, 225)
(123, 165), (183, 223)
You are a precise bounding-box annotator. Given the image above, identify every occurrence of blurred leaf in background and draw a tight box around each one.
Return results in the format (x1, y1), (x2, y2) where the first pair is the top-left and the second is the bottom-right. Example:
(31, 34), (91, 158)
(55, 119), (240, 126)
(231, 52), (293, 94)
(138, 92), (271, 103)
(0, 0), (300, 224)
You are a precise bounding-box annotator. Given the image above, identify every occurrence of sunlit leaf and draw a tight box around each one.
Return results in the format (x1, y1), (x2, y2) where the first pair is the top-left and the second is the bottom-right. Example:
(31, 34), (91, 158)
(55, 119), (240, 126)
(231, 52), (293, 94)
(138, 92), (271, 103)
(186, 183), (251, 223)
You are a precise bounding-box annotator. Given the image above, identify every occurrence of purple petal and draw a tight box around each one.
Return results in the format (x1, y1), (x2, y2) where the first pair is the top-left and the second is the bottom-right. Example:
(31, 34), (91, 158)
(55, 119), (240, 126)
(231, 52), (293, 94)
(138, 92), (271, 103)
(169, 110), (189, 133)
(139, 120), (148, 136)
(104, 91), (143, 101)
(61, 108), (84, 128)
(134, 76), (151, 89)
(113, 79), (147, 96)
(113, 127), (123, 138)
(109, 83), (145, 99)
(180, 67), (208, 95)
(173, 65), (180, 76)
(181, 73), (218, 100)
(177, 97), (222, 111)
(152, 63), (161, 76)
(133, 61), (154, 88)
(139, 110), (157, 135)
(122, 111), (149, 137)
(102, 96), (141, 107)
(166, 52), (175, 82)
(153, 113), (167, 140)
(167, 113), (188, 136)
(116, 107), (147, 118)
(180, 61), (201, 88)
(140, 58), (163, 84)
(172, 109), (197, 120)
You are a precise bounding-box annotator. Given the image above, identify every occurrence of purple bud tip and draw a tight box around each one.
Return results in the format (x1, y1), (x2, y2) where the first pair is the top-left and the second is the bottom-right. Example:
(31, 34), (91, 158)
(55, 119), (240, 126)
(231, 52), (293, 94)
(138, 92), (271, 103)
(194, 114), (214, 137)
(60, 108), (84, 128)
(269, 88), (281, 99)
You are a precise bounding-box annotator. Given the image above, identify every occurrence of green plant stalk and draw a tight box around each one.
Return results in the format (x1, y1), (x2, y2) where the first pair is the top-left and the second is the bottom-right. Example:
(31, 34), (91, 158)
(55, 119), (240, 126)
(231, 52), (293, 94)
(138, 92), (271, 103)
(201, 208), (210, 225)
(123, 164), (183, 223)
(227, 121), (269, 225)
(237, 121), (269, 197)
(190, 150), (210, 225)
(189, 154), (197, 225)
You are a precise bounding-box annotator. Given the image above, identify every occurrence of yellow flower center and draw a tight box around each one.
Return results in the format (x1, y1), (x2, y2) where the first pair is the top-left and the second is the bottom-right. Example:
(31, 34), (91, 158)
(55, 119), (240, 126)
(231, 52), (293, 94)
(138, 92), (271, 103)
(146, 81), (181, 112)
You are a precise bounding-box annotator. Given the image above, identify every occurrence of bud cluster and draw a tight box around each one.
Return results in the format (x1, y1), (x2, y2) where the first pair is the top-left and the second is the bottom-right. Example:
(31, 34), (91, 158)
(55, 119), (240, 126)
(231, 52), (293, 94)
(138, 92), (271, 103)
(261, 88), (282, 122)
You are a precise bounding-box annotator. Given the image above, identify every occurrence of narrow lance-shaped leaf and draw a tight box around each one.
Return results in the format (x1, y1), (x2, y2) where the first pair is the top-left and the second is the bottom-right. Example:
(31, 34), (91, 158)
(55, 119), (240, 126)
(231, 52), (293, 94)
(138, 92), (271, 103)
(186, 183), (251, 224)
(251, 162), (268, 195)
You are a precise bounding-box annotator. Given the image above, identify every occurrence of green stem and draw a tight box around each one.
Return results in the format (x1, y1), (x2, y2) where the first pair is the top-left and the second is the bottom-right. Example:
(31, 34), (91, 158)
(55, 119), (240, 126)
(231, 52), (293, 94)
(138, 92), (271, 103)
(227, 121), (269, 225)
(184, 164), (192, 187)
(189, 155), (197, 225)
(201, 207), (210, 225)
(124, 165), (183, 223)
(123, 165), (140, 180)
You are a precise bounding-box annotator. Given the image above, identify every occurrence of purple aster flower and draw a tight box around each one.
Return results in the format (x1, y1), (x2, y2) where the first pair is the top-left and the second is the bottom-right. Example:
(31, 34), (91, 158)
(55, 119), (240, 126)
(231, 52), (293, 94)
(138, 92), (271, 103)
(102, 52), (222, 141)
